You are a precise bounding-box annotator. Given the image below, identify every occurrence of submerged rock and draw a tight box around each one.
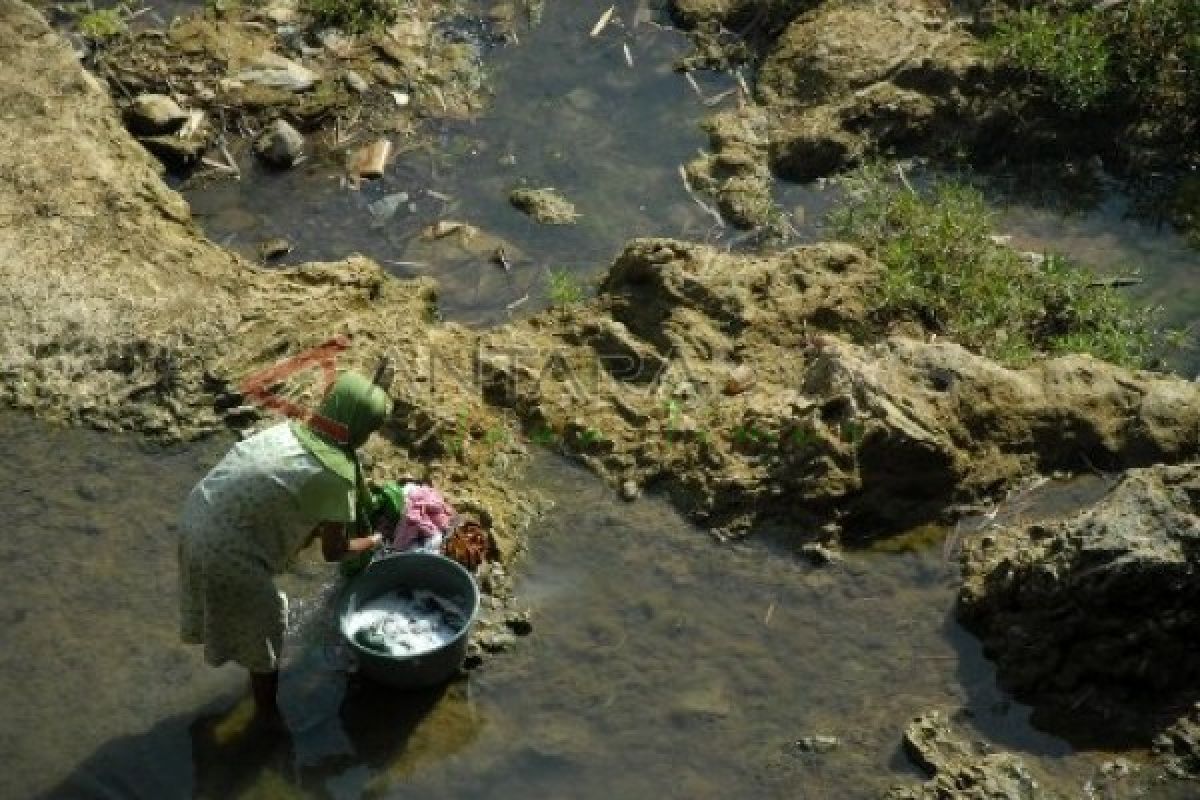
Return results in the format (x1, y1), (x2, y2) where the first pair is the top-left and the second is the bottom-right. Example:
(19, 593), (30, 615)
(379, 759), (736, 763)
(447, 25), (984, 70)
(959, 464), (1200, 723)
(1155, 707), (1200, 779)
(508, 187), (579, 225)
(884, 710), (1054, 799)
(685, 105), (772, 229)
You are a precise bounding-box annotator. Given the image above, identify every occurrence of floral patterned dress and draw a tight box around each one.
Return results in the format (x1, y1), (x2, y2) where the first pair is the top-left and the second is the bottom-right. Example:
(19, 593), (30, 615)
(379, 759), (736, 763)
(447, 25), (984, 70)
(177, 422), (354, 672)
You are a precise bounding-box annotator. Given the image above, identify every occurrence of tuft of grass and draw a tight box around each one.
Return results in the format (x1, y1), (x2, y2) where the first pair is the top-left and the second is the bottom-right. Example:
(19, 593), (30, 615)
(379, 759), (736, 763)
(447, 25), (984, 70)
(545, 268), (585, 308)
(829, 167), (1159, 369)
(988, 8), (1110, 112)
(987, 0), (1200, 122)
(77, 8), (126, 39)
(302, 0), (398, 33)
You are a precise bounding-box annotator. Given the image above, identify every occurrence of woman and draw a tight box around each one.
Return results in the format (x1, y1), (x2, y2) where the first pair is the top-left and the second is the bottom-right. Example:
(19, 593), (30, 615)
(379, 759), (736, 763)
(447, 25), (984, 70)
(178, 371), (390, 719)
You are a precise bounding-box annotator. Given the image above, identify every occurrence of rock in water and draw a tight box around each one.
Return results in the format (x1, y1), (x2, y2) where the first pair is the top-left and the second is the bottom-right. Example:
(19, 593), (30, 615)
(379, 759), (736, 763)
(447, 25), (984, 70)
(126, 94), (188, 135)
(254, 119), (304, 168)
(509, 188), (579, 224)
(884, 710), (1052, 799)
(958, 464), (1200, 721)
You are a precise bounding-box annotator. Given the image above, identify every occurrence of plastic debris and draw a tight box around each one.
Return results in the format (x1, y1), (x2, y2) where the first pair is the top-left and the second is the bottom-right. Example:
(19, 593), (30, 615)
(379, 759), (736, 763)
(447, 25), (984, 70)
(353, 138), (392, 179)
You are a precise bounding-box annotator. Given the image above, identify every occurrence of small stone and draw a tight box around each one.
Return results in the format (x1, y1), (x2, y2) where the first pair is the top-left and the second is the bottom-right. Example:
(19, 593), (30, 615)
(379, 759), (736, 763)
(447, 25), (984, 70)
(479, 630), (517, 653)
(343, 70), (369, 93)
(253, 119), (304, 168)
(620, 480), (641, 502)
(236, 53), (318, 92)
(723, 364), (756, 395)
(258, 237), (291, 261)
(127, 94), (188, 135)
(504, 610), (533, 636)
(800, 542), (841, 566)
(796, 734), (841, 754)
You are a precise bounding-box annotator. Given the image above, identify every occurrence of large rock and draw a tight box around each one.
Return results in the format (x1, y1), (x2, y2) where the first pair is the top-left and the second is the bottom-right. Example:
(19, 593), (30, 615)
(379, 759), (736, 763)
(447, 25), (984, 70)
(758, 2), (985, 180)
(883, 710), (1055, 799)
(959, 464), (1200, 721)
(478, 237), (1200, 536)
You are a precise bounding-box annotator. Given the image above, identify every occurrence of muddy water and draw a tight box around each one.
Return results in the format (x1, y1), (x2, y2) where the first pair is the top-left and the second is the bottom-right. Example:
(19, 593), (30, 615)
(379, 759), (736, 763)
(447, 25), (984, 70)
(994, 191), (1200, 376)
(1, 411), (1145, 800)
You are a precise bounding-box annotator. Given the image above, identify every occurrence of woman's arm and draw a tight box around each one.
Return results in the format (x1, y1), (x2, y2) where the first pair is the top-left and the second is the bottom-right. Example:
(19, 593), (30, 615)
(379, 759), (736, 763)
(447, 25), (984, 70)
(317, 522), (382, 562)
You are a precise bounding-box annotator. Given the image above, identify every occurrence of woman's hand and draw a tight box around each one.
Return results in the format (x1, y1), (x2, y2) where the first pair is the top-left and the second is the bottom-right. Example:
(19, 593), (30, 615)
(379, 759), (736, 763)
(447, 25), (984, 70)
(346, 532), (384, 554)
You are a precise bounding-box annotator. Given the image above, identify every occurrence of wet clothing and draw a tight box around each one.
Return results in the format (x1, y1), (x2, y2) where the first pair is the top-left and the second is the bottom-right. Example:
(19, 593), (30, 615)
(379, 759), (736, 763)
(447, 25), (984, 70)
(178, 422), (354, 672)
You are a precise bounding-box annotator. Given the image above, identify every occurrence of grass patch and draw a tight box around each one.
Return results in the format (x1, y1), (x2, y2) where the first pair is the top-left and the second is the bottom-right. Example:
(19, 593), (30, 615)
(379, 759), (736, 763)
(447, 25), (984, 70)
(829, 166), (1159, 369)
(302, 0), (398, 33)
(988, 8), (1109, 112)
(77, 8), (126, 39)
(545, 268), (586, 308)
(987, 0), (1200, 123)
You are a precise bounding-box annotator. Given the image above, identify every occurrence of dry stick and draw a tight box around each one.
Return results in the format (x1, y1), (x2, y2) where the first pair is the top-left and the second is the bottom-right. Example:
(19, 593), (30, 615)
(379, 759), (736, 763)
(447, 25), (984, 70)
(684, 70), (706, 101)
(763, 602), (775, 626)
(895, 163), (918, 195)
(590, 5), (615, 37)
(200, 157), (238, 174)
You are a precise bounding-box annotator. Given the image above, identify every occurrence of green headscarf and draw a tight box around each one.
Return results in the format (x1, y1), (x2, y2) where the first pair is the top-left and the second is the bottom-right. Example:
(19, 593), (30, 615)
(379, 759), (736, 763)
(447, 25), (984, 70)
(291, 371), (392, 484)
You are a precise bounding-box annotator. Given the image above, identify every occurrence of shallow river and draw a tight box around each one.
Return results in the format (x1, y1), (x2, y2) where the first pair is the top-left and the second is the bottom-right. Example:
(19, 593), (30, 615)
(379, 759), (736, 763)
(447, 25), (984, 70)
(8, 0), (1200, 797)
(0, 412), (1154, 799)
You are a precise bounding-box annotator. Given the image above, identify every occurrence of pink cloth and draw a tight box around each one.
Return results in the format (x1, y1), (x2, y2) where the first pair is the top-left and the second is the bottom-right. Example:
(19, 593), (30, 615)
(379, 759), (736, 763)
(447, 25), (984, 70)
(391, 485), (456, 550)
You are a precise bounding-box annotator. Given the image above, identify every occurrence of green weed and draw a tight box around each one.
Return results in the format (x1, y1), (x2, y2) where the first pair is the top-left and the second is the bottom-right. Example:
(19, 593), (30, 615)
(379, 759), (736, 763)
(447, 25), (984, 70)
(302, 0), (398, 33)
(545, 268), (585, 308)
(78, 8), (126, 39)
(987, 0), (1200, 122)
(829, 167), (1159, 369)
(988, 8), (1109, 112)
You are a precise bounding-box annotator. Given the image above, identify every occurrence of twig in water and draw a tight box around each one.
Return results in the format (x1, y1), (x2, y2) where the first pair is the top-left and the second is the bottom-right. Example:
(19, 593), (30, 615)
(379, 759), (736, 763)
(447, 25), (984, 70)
(895, 164), (917, 195)
(506, 293), (529, 312)
(703, 88), (737, 107)
(677, 164), (726, 228)
(200, 157), (238, 174)
(763, 602), (775, 626)
(623, 42), (634, 68)
(590, 5), (615, 37)
(1087, 277), (1142, 289)
(219, 139), (240, 178)
(733, 69), (752, 101)
(684, 70), (706, 101)
(383, 259), (431, 269)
